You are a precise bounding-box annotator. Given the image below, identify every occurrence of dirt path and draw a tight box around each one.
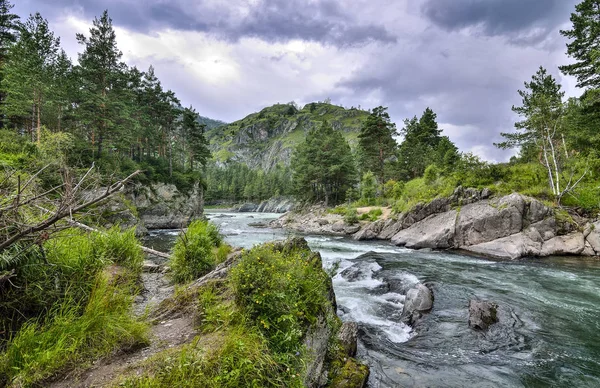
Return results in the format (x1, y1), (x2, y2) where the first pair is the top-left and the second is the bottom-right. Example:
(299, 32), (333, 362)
(356, 206), (392, 219)
(50, 255), (196, 388)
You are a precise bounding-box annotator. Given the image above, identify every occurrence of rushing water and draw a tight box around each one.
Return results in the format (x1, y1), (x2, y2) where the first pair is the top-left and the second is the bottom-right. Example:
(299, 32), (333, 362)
(144, 211), (600, 388)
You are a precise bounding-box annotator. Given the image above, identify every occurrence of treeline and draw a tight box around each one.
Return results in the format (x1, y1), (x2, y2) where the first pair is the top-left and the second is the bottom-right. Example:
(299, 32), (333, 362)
(0, 3), (210, 187)
(204, 163), (293, 203)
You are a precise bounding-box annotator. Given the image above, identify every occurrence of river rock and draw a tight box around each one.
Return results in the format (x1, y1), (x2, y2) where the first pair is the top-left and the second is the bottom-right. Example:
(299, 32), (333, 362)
(392, 210), (457, 249)
(337, 321), (358, 357)
(401, 283), (433, 325)
(353, 220), (385, 241)
(585, 221), (600, 254)
(248, 221), (268, 228)
(377, 219), (403, 240)
(468, 300), (498, 330)
(530, 217), (557, 241)
(237, 203), (258, 212)
(540, 232), (585, 256)
(464, 229), (542, 260)
(582, 241), (596, 256)
(455, 193), (525, 247)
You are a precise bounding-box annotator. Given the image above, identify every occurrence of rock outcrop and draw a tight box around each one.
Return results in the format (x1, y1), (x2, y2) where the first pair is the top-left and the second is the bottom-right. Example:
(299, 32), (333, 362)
(136, 183), (203, 229)
(468, 300), (499, 330)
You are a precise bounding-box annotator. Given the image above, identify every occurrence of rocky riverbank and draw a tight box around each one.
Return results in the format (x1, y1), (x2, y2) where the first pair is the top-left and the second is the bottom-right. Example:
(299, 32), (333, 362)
(271, 188), (600, 260)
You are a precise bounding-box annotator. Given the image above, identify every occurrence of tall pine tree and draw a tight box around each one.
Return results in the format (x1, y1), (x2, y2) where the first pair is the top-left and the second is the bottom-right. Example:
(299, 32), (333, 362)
(357, 106), (397, 184)
(76, 10), (125, 157)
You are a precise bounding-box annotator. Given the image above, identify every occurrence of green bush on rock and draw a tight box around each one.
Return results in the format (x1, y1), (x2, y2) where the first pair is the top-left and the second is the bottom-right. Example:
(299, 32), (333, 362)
(169, 220), (224, 284)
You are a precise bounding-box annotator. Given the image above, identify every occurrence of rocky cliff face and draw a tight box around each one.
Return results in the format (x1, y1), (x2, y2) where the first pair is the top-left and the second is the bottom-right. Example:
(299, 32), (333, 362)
(129, 183), (204, 229)
(207, 102), (369, 171)
(234, 196), (298, 213)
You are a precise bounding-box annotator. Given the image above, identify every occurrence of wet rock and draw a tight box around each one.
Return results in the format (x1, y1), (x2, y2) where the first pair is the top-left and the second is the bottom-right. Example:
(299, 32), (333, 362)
(248, 221), (268, 228)
(540, 232), (585, 256)
(391, 210), (457, 249)
(337, 321), (358, 357)
(401, 283), (433, 325)
(344, 225), (361, 234)
(468, 300), (498, 330)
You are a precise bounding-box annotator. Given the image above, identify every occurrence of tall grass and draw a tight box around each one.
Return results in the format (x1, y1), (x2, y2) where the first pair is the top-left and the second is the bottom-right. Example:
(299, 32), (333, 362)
(169, 220), (223, 284)
(0, 272), (149, 386)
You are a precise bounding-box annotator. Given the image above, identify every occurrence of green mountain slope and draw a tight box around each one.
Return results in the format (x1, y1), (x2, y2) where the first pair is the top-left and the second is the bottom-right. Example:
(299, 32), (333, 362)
(197, 115), (227, 130)
(206, 102), (369, 171)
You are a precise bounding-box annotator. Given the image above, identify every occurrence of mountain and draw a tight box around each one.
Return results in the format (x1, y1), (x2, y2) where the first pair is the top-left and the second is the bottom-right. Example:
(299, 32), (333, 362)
(206, 102), (370, 171)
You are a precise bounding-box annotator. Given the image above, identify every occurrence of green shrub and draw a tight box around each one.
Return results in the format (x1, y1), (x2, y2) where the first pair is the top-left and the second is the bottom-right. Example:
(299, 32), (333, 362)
(229, 243), (330, 354)
(93, 226), (144, 273)
(344, 208), (359, 224)
(170, 221), (223, 284)
(0, 272), (149, 386)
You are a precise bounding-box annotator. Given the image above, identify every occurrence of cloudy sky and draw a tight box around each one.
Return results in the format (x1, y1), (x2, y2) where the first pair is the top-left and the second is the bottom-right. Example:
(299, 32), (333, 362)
(14, 0), (581, 161)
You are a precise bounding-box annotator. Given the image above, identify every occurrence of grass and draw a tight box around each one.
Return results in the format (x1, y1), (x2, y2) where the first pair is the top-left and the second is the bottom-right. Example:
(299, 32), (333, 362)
(0, 272), (149, 387)
(169, 220), (224, 284)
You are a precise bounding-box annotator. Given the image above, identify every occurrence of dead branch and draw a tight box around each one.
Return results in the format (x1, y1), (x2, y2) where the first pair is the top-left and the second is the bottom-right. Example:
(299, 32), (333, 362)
(0, 168), (142, 253)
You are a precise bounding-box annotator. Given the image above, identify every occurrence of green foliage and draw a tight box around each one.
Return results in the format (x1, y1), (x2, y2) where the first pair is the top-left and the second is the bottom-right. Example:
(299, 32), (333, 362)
(170, 220), (223, 284)
(0, 227), (144, 341)
(291, 121), (356, 205)
(359, 171), (377, 205)
(94, 226), (144, 272)
(116, 328), (296, 388)
(560, 0), (600, 89)
(230, 243), (331, 354)
(397, 107), (459, 180)
(344, 208), (359, 224)
(423, 164), (440, 184)
(0, 272), (149, 386)
(359, 208), (383, 222)
(357, 106), (397, 183)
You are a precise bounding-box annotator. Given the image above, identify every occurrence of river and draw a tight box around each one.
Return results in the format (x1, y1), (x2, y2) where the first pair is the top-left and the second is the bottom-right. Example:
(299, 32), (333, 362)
(143, 211), (600, 388)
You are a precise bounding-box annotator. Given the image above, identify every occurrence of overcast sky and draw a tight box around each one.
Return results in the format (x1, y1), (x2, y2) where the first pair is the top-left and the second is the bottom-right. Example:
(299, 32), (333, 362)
(14, 0), (581, 161)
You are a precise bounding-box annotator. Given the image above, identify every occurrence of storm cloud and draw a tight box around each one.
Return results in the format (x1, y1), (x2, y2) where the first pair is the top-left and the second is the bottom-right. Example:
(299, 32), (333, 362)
(17, 0), (396, 46)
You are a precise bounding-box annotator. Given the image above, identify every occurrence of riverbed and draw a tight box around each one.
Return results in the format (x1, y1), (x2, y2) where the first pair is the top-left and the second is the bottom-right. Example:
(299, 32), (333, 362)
(143, 211), (600, 388)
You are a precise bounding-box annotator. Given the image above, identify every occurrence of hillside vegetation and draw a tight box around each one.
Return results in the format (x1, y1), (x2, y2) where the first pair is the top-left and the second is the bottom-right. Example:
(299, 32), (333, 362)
(206, 102), (369, 170)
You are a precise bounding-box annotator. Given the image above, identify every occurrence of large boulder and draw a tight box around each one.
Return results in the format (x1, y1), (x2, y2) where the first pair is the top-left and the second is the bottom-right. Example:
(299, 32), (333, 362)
(133, 183), (203, 229)
(455, 194), (525, 247)
(464, 228), (543, 260)
(585, 221), (600, 254)
(377, 219), (403, 240)
(401, 283), (433, 326)
(540, 232), (585, 256)
(468, 300), (498, 330)
(391, 210), (457, 249)
(353, 220), (385, 241)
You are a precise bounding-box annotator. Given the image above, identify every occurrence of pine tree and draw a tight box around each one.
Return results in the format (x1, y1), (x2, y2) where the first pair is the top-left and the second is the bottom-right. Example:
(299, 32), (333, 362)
(0, 0), (19, 127)
(2, 13), (60, 143)
(291, 121), (356, 205)
(182, 106), (211, 171)
(560, 0), (600, 89)
(75, 10), (125, 157)
(397, 107), (457, 180)
(357, 106), (397, 184)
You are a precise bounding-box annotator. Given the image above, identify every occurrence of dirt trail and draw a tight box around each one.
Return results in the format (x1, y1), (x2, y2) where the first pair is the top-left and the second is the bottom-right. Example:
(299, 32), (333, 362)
(50, 254), (196, 388)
